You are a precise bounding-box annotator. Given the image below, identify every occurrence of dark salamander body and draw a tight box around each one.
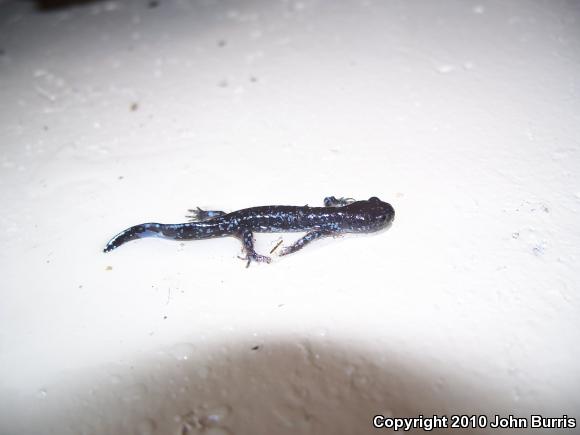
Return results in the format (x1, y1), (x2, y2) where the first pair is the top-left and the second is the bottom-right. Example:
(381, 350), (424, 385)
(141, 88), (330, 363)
(104, 196), (394, 265)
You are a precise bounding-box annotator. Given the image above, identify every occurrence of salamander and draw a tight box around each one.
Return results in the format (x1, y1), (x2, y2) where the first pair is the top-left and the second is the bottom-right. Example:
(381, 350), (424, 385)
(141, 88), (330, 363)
(103, 196), (395, 265)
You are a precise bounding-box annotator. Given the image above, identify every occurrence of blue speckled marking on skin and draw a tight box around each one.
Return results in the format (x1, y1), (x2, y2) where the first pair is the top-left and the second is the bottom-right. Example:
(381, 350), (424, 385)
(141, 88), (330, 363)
(103, 196), (395, 265)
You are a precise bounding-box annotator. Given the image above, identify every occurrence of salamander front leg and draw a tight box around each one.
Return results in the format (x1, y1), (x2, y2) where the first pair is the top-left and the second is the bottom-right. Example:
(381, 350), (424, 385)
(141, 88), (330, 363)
(186, 207), (226, 222)
(323, 196), (356, 207)
(236, 229), (271, 267)
(279, 230), (333, 256)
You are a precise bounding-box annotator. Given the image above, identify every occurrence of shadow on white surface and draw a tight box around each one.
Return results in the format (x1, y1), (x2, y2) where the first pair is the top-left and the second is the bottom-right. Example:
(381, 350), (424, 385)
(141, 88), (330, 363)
(6, 336), (520, 435)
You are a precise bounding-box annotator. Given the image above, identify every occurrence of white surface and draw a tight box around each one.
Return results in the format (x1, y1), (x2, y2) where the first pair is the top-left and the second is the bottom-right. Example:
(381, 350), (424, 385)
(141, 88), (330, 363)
(1, 0), (579, 434)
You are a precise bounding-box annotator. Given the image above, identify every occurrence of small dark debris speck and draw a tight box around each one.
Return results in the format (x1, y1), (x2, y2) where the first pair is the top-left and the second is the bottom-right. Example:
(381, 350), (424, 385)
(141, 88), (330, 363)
(218, 39), (227, 47)
(250, 76), (258, 83)
(148, 0), (159, 8)
(118, 175), (124, 180)
(218, 79), (228, 88)
(105, 265), (113, 271)
(251, 345), (261, 351)
(163, 315), (168, 320)
(130, 102), (139, 111)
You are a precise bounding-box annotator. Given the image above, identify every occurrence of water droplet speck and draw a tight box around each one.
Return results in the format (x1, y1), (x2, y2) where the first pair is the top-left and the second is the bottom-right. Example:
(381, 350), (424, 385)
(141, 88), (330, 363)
(169, 342), (196, 361)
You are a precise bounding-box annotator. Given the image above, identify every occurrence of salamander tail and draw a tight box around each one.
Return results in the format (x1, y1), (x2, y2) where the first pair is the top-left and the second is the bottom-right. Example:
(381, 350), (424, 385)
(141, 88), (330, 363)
(103, 223), (166, 252)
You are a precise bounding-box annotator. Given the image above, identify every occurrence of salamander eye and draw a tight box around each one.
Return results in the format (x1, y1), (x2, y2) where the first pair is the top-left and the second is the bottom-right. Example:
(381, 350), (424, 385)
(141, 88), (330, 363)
(369, 197), (380, 202)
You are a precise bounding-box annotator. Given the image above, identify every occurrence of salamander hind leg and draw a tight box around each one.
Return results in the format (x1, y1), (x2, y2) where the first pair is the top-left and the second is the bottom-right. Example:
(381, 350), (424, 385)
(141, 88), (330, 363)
(186, 207), (226, 222)
(323, 196), (356, 207)
(236, 229), (271, 267)
(279, 230), (333, 256)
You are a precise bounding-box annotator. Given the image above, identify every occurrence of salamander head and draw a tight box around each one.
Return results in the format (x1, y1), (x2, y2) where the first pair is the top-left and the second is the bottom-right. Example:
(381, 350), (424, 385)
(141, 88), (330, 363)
(367, 196), (395, 231)
(343, 196), (395, 233)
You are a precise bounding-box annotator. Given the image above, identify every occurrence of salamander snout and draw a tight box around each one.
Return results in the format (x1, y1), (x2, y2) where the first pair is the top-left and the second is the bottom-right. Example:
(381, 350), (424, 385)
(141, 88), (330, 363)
(370, 198), (395, 230)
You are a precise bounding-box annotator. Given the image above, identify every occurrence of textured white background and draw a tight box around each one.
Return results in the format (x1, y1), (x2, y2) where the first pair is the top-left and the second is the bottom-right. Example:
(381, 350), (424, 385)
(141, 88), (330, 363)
(0, 0), (579, 434)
